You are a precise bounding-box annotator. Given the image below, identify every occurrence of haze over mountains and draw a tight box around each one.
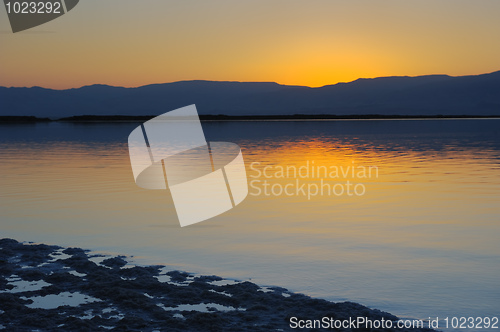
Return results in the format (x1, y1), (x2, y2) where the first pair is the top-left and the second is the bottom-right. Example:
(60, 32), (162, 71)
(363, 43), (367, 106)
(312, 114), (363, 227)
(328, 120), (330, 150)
(1, 71), (499, 118)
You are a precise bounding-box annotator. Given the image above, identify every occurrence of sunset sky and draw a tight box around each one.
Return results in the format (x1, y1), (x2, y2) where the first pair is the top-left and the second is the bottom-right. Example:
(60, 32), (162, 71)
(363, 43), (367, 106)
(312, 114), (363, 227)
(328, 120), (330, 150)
(1, 0), (499, 89)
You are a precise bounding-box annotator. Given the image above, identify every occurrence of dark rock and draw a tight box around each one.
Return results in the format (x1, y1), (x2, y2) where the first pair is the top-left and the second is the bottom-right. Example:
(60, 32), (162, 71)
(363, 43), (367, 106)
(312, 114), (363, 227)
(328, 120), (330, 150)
(101, 256), (127, 269)
(0, 238), (437, 332)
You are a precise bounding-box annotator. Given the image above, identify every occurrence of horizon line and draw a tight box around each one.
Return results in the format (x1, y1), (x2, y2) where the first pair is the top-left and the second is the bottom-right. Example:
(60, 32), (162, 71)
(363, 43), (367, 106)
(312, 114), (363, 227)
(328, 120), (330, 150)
(1, 69), (499, 91)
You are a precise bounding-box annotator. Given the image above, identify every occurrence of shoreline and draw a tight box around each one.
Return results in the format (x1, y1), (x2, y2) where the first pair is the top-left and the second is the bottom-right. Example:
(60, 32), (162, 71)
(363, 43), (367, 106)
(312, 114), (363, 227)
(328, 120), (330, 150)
(0, 238), (436, 331)
(1, 114), (500, 123)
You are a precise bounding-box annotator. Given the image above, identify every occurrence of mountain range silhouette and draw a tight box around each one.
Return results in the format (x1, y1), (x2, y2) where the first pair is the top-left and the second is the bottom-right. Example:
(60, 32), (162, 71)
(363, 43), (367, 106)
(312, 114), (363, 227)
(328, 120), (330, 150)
(1, 71), (499, 117)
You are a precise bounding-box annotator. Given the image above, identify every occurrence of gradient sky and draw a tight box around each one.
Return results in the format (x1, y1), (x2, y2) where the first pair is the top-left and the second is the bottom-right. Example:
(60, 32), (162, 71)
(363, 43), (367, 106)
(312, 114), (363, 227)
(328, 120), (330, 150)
(1, 0), (499, 89)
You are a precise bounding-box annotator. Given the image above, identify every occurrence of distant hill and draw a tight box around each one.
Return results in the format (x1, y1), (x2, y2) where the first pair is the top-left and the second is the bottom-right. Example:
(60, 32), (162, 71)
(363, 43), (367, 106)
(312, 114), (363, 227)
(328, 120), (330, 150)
(1, 71), (499, 117)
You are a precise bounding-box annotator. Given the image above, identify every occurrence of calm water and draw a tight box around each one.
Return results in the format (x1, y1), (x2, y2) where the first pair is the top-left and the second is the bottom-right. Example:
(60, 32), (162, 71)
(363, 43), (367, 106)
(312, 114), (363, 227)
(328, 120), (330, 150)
(1, 119), (499, 330)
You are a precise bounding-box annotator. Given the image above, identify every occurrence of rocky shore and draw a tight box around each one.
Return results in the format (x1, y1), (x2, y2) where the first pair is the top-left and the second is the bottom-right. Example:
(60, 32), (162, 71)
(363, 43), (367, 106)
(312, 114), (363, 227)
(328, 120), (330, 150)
(0, 239), (435, 331)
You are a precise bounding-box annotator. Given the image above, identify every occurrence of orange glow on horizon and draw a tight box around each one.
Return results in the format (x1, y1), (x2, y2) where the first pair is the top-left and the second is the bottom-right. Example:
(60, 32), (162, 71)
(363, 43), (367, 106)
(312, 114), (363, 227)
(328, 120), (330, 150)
(1, 0), (499, 89)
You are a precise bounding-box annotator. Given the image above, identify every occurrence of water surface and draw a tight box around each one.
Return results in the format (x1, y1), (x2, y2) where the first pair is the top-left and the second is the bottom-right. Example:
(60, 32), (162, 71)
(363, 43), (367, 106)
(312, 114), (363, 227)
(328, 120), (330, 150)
(1, 119), (499, 330)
